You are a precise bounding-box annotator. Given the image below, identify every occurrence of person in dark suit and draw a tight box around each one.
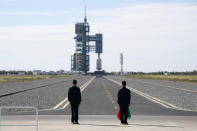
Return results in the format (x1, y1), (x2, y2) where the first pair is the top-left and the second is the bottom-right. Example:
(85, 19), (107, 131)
(68, 80), (81, 124)
(117, 81), (131, 125)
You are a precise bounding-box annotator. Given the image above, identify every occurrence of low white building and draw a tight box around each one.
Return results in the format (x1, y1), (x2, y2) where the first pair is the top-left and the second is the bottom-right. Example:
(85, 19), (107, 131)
(33, 70), (41, 75)
(18, 71), (26, 75)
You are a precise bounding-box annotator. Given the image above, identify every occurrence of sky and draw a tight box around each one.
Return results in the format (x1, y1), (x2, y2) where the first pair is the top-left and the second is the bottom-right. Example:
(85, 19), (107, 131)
(0, 0), (197, 72)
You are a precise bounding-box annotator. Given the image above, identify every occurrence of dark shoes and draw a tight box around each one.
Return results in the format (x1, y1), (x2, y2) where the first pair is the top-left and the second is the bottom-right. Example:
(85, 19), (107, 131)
(71, 121), (79, 124)
(124, 122), (128, 125)
(121, 122), (128, 125)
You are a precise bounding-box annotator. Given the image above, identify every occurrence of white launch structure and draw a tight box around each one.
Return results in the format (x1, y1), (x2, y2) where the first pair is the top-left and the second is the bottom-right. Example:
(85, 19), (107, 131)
(96, 54), (102, 71)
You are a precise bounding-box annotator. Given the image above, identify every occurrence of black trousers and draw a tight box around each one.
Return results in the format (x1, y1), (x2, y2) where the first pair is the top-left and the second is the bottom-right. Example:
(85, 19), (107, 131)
(120, 105), (128, 123)
(71, 104), (79, 123)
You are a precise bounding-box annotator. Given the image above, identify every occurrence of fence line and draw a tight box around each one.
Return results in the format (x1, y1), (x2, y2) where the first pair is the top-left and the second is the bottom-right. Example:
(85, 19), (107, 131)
(0, 106), (38, 131)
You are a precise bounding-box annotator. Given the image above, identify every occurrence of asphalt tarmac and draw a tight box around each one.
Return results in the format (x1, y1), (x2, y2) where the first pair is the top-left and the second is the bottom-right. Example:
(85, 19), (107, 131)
(1, 76), (197, 116)
(39, 77), (197, 116)
(1, 76), (197, 131)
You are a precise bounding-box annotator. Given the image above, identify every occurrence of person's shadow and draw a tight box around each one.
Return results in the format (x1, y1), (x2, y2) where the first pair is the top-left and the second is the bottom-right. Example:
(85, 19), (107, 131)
(79, 123), (183, 128)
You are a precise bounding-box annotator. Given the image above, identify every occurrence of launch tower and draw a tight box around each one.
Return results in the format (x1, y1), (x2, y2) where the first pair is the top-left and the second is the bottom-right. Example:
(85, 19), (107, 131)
(71, 8), (103, 75)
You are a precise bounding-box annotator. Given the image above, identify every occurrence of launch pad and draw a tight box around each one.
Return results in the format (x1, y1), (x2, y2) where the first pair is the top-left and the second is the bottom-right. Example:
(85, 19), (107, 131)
(71, 9), (103, 75)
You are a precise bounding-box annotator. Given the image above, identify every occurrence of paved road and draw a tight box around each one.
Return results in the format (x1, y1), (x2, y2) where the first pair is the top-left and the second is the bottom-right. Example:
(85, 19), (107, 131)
(0, 76), (92, 110)
(40, 77), (197, 116)
(107, 76), (197, 111)
(2, 115), (197, 131)
(1, 76), (197, 116)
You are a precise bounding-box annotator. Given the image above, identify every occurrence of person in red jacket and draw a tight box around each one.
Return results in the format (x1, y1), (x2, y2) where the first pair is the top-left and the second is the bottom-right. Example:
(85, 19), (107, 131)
(68, 80), (81, 124)
(117, 81), (131, 125)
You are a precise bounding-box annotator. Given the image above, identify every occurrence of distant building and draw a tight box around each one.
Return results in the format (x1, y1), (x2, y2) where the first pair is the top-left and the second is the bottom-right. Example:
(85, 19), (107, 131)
(41, 71), (49, 75)
(49, 71), (57, 75)
(33, 70), (42, 75)
(18, 71), (26, 75)
(164, 72), (169, 76)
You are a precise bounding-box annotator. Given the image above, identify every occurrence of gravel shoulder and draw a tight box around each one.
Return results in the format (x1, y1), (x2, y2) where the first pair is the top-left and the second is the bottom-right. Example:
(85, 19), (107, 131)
(0, 76), (93, 111)
(107, 76), (197, 111)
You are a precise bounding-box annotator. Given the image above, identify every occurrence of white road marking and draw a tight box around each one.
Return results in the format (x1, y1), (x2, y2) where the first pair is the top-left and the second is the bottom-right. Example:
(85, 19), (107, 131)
(101, 79), (118, 110)
(105, 76), (197, 112)
(53, 76), (96, 110)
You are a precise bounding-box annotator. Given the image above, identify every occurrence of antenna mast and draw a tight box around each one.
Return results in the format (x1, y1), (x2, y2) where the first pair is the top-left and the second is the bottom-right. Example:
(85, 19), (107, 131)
(84, 6), (87, 23)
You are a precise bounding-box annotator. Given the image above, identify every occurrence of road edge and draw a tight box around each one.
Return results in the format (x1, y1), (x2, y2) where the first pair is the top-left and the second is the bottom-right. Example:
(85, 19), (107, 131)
(104, 76), (197, 112)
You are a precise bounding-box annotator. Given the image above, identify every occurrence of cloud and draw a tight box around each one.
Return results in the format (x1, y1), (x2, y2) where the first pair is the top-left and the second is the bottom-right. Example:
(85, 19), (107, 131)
(0, 24), (73, 40)
(0, 24), (75, 71)
(0, 3), (197, 71)
(0, 11), (71, 15)
(89, 3), (197, 72)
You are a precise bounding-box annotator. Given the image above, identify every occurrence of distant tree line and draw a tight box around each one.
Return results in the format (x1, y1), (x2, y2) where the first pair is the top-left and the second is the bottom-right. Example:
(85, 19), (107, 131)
(0, 70), (69, 75)
(127, 70), (197, 75)
(0, 70), (33, 75)
(1, 70), (197, 75)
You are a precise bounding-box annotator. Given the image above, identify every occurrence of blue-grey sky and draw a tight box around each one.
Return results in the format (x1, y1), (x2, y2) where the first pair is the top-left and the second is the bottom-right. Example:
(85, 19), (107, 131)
(0, 0), (197, 72)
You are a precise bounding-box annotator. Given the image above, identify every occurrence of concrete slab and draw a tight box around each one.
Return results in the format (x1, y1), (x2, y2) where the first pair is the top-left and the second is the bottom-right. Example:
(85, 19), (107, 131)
(0, 115), (197, 131)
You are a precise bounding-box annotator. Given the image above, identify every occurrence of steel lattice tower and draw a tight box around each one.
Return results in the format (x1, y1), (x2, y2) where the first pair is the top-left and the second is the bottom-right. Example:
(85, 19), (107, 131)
(71, 8), (103, 75)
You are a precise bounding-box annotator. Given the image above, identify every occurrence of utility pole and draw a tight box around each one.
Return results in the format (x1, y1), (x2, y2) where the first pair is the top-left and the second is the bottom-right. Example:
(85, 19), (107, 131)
(120, 53), (123, 76)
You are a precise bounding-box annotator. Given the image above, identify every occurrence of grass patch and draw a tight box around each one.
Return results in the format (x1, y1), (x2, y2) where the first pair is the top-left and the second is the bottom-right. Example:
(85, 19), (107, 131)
(0, 75), (72, 83)
(127, 75), (197, 83)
